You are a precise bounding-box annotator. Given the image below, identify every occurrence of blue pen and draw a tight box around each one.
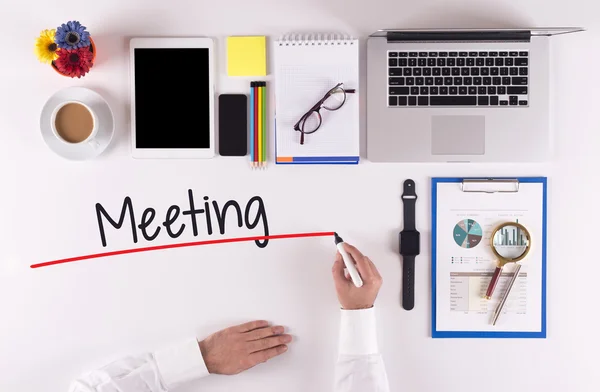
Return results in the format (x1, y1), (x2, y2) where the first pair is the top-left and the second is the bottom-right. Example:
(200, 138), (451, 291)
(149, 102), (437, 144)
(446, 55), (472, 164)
(249, 82), (255, 166)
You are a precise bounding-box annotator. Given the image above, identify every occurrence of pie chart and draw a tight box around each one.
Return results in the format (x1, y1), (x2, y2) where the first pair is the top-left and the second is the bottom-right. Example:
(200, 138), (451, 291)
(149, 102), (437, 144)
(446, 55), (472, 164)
(453, 219), (483, 248)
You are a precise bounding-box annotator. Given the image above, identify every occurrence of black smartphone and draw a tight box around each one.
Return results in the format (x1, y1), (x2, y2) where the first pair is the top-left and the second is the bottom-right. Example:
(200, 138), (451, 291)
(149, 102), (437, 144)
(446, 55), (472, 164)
(218, 94), (247, 156)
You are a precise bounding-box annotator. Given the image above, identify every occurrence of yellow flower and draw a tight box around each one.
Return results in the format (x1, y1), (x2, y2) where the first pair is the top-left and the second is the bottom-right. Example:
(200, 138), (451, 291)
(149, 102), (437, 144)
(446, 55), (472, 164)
(34, 29), (60, 64)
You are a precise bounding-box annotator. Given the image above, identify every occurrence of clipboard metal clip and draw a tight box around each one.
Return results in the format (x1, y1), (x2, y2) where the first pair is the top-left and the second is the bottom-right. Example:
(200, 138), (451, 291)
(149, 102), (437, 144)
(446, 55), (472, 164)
(460, 179), (520, 193)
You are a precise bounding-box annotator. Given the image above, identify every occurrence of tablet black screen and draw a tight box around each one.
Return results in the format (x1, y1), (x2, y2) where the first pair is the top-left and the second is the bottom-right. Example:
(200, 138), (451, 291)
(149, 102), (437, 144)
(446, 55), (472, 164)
(134, 48), (210, 149)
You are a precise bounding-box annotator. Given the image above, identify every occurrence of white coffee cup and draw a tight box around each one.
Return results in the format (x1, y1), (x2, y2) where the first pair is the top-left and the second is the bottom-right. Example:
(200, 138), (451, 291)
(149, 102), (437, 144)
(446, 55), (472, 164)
(50, 100), (101, 150)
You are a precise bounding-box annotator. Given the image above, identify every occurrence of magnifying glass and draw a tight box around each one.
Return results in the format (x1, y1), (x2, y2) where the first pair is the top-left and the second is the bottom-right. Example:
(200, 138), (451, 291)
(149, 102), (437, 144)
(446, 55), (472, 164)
(484, 222), (531, 300)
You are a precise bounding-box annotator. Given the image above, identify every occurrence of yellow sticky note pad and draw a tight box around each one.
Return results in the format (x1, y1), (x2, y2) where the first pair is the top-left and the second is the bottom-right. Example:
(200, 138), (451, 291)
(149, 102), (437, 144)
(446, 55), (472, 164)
(227, 36), (267, 76)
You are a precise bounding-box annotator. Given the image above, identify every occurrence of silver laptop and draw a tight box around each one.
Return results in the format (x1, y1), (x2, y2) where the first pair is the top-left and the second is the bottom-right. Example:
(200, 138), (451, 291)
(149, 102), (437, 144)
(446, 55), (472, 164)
(366, 28), (583, 162)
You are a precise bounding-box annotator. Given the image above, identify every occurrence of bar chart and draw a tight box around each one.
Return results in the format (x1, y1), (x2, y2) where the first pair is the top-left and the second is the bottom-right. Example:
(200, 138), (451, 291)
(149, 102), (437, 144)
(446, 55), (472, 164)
(494, 224), (526, 247)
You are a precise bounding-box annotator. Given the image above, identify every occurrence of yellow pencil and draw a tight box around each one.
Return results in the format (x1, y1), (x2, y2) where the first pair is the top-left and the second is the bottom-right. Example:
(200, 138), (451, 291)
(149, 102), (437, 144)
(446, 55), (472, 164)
(261, 83), (265, 166)
(257, 85), (263, 165)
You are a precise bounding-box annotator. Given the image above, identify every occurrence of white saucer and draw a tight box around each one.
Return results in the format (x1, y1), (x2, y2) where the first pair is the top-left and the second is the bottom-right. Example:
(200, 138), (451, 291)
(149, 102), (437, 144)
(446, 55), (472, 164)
(40, 87), (114, 160)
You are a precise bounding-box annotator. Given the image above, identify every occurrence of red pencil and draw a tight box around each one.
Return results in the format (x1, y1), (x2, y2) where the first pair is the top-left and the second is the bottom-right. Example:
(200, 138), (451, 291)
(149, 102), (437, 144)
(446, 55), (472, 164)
(254, 84), (259, 163)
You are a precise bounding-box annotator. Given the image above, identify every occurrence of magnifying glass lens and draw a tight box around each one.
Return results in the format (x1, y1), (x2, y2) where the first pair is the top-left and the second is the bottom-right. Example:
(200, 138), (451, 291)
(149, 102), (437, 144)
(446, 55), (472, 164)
(486, 222), (531, 300)
(492, 224), (529, 260)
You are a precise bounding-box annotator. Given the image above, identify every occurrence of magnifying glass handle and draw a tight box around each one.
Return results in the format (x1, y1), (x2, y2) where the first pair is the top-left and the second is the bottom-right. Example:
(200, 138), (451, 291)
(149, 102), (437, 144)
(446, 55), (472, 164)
(492, 263), (521, 325)
(485, 266), (503, 299)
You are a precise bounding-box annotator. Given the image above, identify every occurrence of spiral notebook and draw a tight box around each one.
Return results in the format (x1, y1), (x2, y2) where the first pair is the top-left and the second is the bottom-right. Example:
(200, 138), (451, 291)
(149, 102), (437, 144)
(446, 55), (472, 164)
(275, 33), (359, 164)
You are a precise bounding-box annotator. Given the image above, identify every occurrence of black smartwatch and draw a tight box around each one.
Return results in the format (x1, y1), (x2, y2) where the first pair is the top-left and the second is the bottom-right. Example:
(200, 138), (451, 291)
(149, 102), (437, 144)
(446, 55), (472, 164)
(400, 179), (420, 311)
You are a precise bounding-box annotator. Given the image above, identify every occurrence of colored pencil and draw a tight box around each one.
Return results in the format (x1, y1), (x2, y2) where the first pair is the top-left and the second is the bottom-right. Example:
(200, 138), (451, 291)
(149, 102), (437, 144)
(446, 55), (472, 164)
(249, 82), (255, 165)
(257, 85), (263, 166)
(254, 83), (259, 166)
(261, 82), (267, 166)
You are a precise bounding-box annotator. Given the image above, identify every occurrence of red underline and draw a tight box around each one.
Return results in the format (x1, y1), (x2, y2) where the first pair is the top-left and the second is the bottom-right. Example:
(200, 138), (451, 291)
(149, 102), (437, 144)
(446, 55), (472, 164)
(30, 231), (335, 269)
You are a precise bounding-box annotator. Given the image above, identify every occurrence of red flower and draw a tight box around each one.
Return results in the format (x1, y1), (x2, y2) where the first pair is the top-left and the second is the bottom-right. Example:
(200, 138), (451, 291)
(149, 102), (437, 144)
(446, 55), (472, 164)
(54, 47), (93, 78)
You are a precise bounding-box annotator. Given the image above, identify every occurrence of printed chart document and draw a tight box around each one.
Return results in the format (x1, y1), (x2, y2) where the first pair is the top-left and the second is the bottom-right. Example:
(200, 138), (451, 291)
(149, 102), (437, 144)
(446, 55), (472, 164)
(432, 178), (547, 338)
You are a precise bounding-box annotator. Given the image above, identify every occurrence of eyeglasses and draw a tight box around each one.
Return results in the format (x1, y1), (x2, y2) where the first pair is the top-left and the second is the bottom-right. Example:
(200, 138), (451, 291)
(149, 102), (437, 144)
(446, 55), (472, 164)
(293, 83), (356, 145)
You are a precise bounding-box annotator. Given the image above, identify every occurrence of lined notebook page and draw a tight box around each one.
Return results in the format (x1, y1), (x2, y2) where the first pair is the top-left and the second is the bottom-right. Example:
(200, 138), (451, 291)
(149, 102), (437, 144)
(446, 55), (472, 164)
(275, 34), (359, 161)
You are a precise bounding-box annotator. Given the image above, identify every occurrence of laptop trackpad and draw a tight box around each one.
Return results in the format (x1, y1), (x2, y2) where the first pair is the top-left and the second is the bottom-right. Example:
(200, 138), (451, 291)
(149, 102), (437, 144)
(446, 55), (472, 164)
(431, 115), (485, 155)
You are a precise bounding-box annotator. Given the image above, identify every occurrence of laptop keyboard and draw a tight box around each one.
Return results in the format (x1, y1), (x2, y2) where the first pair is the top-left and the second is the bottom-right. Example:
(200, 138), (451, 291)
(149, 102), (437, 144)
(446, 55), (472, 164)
(387, 51), (529, 107)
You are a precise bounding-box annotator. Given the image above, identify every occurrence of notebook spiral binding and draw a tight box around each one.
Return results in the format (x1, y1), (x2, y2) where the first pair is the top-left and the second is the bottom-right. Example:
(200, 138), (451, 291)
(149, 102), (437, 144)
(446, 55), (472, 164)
(277, 33), (355, 46)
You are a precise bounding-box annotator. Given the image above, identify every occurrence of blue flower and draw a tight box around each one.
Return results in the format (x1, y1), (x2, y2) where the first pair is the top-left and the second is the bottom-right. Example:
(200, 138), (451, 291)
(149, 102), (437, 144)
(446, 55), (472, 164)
(55, 21), (90, 49)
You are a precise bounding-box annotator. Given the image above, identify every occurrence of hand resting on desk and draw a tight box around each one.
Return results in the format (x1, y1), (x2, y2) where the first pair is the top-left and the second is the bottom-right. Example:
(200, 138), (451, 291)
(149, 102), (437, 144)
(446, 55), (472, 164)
(198, 320), (291, 375)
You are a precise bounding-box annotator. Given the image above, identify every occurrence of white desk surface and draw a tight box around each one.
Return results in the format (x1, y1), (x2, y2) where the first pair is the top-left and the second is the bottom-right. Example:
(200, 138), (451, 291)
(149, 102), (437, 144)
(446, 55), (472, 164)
(1, 1), (599, 391)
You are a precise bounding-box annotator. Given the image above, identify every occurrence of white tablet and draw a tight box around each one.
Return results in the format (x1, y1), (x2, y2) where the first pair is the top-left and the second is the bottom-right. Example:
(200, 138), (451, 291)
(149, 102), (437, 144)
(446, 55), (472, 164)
(130, 38), (215, 158)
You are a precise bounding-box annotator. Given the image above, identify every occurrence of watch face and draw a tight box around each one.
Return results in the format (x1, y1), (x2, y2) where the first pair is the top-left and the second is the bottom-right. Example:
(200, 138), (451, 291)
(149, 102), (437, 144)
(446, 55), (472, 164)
(400, 231), (421, 256)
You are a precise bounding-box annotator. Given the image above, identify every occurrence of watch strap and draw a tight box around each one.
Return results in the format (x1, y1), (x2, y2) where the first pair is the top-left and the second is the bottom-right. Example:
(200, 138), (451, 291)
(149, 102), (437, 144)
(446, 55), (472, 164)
(402, 179), (417, 231)
(402, 256), (415, 310)
(401, 179), (417, 311)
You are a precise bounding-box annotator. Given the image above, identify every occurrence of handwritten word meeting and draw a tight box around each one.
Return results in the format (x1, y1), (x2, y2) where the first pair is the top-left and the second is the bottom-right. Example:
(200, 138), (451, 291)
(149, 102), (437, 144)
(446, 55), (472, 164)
(95, 189), (270, 249)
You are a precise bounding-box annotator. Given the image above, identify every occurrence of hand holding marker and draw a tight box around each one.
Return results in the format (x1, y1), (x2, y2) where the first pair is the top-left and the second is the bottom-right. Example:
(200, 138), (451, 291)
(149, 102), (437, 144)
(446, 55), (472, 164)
(334, 233), (363, 288)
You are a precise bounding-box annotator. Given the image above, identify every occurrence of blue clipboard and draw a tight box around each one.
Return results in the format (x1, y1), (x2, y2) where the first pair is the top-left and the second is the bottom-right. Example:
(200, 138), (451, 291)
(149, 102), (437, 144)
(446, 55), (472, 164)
(431, 177), (547, 338)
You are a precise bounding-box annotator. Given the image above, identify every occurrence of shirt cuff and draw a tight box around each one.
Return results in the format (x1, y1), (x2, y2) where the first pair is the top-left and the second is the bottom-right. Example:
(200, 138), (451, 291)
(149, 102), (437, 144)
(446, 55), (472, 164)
(338, 307), (379, 356)
(154, 339), (209, 389)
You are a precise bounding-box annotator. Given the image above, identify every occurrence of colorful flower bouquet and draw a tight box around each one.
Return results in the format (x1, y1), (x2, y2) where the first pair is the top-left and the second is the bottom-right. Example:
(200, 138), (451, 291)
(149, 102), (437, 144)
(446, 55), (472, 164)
(34, 21), (95, 78)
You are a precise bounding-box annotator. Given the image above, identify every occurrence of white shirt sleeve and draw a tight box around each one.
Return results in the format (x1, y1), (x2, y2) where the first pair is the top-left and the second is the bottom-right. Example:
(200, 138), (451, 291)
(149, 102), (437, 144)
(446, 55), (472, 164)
(69, 339), (209, 392)
(334, 307), (390, 392)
